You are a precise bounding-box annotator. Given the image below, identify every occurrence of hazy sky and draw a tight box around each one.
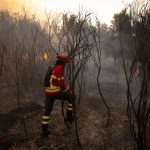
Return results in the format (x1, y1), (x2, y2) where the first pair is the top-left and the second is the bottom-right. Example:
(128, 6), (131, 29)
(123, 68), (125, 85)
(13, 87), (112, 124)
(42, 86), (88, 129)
(0, 0), (134, 25)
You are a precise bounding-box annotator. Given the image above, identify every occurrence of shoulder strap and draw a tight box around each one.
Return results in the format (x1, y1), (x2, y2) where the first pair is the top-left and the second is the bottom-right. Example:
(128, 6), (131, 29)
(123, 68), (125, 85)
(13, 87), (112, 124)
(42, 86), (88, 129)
(44, 65), (56, 87)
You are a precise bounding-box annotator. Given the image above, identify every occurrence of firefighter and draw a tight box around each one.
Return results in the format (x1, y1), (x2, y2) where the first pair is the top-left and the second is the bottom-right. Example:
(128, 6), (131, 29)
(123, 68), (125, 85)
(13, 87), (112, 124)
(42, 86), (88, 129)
(41, 52), (75, 137)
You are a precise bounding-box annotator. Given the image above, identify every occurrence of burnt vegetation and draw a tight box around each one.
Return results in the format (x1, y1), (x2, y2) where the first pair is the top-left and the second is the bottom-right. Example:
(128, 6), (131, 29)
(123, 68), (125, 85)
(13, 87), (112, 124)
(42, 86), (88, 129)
(0, 0), (150, 149)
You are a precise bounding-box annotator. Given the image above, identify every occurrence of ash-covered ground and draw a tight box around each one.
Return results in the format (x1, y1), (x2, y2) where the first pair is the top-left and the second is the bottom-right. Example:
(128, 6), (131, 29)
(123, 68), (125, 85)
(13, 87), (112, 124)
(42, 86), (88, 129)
(1, 83), (149, 150)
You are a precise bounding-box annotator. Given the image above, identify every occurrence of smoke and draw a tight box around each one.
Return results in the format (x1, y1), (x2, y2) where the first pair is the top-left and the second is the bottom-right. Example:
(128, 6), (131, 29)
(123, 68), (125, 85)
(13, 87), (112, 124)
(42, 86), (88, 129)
(0, 0), (36, 15)
(0, 0), (22, 12)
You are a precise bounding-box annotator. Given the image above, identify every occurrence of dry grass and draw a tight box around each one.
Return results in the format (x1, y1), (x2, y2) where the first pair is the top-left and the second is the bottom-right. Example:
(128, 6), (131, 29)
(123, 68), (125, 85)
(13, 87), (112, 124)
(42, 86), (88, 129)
(1, 83), (149, 149)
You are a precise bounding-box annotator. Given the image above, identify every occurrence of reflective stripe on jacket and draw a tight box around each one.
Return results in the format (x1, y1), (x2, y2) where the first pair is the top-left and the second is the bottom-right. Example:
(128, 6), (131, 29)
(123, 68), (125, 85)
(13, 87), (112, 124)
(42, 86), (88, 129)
(45, 64), (66, 95)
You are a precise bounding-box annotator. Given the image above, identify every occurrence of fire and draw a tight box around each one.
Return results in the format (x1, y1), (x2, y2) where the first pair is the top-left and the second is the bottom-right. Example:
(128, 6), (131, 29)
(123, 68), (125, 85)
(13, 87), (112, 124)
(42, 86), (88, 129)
(134, 67), (140, 76)
(43, 53), (48, 61)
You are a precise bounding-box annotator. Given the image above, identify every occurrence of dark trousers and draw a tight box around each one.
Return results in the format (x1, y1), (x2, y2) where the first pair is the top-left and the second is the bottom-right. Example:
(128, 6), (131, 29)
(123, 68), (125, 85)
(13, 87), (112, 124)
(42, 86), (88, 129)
(41, 91), (76, 135)
(44, 91), (76, 116)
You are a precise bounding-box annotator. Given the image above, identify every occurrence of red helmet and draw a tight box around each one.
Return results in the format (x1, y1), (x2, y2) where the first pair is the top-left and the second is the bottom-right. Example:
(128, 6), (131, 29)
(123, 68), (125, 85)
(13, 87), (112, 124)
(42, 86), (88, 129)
(57, 52), (69, 62)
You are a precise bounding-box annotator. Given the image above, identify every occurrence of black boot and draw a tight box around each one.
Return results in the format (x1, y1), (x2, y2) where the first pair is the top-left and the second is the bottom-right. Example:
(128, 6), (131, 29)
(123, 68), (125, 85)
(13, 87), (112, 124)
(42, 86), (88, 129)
(41, 124), (49, 138)
(66, 110), (74, 122)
